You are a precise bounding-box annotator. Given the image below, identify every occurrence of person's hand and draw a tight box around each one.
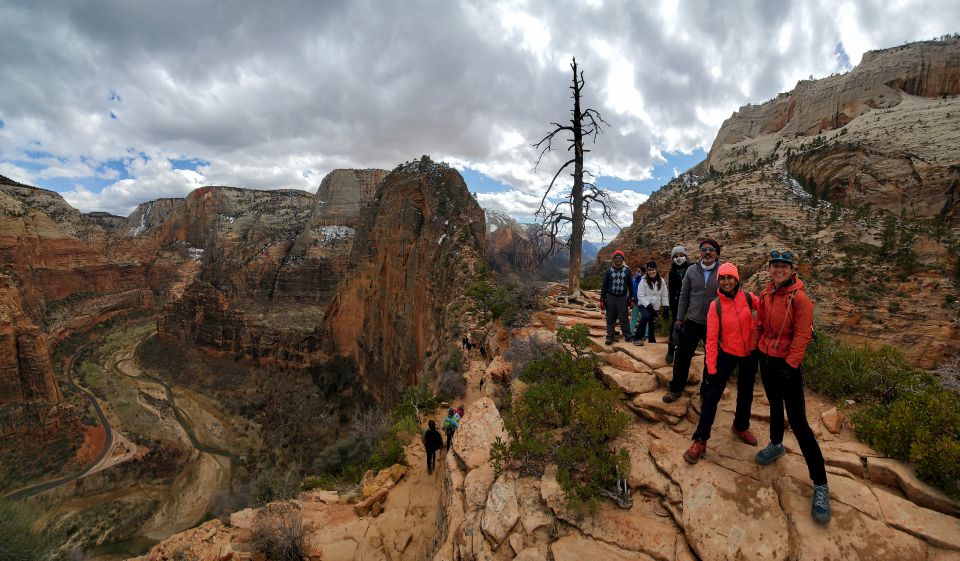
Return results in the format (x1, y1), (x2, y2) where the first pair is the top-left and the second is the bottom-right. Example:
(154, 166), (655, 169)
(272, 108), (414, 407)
(674, 320), (683, 330)
(629, 298), (636, 308)
(599, 300), (606, 311)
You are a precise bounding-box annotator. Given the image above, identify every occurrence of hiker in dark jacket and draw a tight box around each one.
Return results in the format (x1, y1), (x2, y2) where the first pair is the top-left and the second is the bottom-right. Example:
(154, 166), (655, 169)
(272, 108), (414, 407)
(423, 420), (445, 475)
(666, 245), (691, 364)
(663, 238), (721, 403)
(600, 250), (636, 345)
(752, 249), (830, 523)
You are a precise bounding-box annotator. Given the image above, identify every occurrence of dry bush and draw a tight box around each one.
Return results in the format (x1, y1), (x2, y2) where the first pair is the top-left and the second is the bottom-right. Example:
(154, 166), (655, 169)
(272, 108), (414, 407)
(436, 369), (466, 400)
(503, 332), (559, 379)
(251, 503), (307, 561)
(351, 406), (389, 453)
(936, 354), (960, 397)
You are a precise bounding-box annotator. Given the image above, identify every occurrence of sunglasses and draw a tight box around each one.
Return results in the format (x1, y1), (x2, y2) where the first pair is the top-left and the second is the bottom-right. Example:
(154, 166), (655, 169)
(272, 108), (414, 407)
(613, 255), (624, 260)
(769, 250), (793, 261)
(700, 247), (716, 253)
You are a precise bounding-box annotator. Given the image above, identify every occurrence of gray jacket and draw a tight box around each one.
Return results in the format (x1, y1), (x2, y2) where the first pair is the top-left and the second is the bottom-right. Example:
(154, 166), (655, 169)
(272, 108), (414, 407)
(676, 262), (720, 325)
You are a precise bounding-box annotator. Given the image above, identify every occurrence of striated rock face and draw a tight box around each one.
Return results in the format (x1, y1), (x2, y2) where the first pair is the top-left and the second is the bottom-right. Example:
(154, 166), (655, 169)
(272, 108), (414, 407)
(84, 211), (126, 231)
(0, 277), (59, 407)
(598, 39), (960, 367)
(274, 169), (387, 304)
(156, 186), (319, 362)
(486, 210), (539, 277)
(121, 198), (184, 238)
(325, 157), (486, 402)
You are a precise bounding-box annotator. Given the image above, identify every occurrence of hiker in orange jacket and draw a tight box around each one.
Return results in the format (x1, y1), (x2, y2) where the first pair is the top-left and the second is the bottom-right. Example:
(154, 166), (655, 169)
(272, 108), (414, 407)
(752, 250), (830, 524)
(683, 262), (759, 465)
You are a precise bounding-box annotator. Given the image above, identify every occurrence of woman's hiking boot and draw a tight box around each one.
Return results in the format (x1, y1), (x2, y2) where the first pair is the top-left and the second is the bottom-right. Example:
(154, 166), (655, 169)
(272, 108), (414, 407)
(683, 440), (706, 464)
(755, 442), (785, 465)
(812, 483), (832, 523)
(662, 391), (682, 403)
(633, 338), (644, 346)
(731, 426), (758, 446)
(605, 337), (614, 345)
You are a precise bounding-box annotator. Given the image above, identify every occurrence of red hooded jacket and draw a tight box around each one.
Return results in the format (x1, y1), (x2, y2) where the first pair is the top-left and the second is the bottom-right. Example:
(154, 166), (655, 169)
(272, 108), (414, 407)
(754, 275), (814, 369)
(705, 288), (759, 374)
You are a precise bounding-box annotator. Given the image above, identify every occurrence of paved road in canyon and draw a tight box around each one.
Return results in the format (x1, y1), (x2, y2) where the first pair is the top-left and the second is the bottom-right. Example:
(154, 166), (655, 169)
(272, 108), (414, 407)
(5, 344), (114, 501)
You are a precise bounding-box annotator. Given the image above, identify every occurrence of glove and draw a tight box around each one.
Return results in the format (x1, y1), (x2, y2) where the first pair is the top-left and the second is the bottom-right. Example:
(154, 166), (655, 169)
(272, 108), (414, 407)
(629, 298), (636, 308)
(599, 299), (606, 311)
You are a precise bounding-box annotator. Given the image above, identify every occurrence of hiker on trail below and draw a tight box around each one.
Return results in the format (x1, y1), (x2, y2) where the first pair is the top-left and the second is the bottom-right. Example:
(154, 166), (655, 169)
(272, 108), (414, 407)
(600, 250), (636, 345)
(634, 261), (668, 346)
(683, 262), (759, 465)
(666, 245), (691, 364)
(663, 238), (721, 403)
(753, 249), (830, 524)
(423, 420), (444, 475)
(442, 408), (460, 450)
(454, 404), (465, 419)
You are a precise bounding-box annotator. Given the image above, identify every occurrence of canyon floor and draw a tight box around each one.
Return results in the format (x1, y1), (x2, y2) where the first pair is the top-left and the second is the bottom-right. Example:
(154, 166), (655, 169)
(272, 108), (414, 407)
(131, 290), (960, 561)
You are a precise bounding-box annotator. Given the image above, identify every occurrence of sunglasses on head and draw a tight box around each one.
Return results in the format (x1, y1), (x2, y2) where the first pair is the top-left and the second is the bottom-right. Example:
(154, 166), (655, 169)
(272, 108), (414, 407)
(769, 250), (793, 261)
(700, 247), (716, 253)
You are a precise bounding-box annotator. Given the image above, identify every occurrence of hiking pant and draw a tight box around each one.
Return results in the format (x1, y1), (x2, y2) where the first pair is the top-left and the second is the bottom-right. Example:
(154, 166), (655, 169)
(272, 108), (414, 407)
(630, 304), (652, 340)
(445, 429), (455, 450)
(759, 354), (827, 485)
(668, 307), (680, 353)
(604, 293), (631, 341)
(637, 305), (658, 343)
(426, 449), (438, 473)
(693, 350), (757, 442)
(668, 320), (708, 394)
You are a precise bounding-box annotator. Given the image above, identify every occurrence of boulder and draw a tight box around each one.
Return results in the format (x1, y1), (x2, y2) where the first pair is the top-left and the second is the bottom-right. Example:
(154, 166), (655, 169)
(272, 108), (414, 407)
(464, 462), (496, 512)
(874, 487), (960, 550)
(615, 425), (671, 497)
(552, 502), (677, 561)
(480, 475), (521, 546)
(515, 477), (554, 534)
(820, 407), (843, 434)
(484, 356), (513, 381)
(775, 477), (926, 561)
(612, 341), (670, 370)
(866, 457), (960, 516)
(627, 392), (688, 424)
(649, 439), (790, 561)
(654, 366), (673, 386)
(602, 352), (652, 373)
(453, 397), (507, 471)
(599, 365), (659, 395)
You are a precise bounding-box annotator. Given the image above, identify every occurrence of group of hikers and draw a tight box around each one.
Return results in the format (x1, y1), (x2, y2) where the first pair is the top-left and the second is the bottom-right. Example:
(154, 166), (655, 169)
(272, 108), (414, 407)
(421, 405), (464, 475)
(600, 239), (830, 523)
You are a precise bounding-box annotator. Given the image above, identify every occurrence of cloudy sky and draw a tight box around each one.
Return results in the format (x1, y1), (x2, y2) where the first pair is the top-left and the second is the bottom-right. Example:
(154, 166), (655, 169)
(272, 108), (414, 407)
(1, 1), (957, 241)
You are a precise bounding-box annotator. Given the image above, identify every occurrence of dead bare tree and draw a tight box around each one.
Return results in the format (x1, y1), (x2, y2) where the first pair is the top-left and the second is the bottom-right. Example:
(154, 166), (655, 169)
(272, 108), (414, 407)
(534, 56), (617, 301)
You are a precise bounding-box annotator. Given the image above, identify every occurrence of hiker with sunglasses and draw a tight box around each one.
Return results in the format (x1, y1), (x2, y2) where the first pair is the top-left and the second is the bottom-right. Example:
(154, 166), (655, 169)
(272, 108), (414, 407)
(663, 239), (721, 403)
(600, 250), (637, 345)
(683, 262), (759, 464)
(753, 250), (831, 523)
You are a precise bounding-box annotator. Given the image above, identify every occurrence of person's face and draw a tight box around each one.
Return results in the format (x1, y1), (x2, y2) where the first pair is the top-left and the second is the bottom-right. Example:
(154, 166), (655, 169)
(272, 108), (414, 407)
(612, 255), (624, 267)
(700, 245), (717, 265)
(718, 274), (738, 292)
(769, 262), (793, 284)
(646, 267), (657, 278)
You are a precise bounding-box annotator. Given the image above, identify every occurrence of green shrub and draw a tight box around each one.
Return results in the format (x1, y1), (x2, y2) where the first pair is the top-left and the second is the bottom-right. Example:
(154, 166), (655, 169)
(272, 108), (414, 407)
(495, 324), (630, 510)
(0, 501), (45, 561)
(580, 274), (602, 291)
(466, 266), (543, 327)
(804, 333), (960, 498)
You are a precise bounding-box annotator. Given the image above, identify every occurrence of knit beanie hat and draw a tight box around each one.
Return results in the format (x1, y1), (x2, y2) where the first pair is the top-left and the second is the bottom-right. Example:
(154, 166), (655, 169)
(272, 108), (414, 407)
(646, 260), (658, 269)
(612, 250), (625, 259)
(717, 262), (740, 281)
(671, 245), (687, 257)
(699, 238), (721, 255)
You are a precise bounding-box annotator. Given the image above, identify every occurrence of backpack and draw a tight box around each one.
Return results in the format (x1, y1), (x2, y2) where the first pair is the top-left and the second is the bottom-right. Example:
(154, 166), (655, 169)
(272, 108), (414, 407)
(713, 291), (755, 345)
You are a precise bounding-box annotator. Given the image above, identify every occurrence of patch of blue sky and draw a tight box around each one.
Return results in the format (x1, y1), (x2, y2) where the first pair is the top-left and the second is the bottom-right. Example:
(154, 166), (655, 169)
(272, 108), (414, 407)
(170, 157), (209, 171)
(461, 167), (514, 193)
(835, 42), (852, 71)
(39, 176), (114, 193)
(0, 118), (5, 129)
(23, 149), (57, 160)
(598, 148), (705, 195)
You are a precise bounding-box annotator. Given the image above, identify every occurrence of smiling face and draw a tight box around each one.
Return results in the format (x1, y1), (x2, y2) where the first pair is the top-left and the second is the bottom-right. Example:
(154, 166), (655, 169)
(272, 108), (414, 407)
(646, 267), (657, 278)
(769, 261), (793, 285)
(700, 245), (717, 266)
(612, 254), (624, 268)
(718, 274), (738, 292)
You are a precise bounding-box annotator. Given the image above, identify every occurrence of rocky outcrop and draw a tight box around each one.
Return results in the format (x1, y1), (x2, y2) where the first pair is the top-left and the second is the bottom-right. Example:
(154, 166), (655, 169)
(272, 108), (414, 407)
(325, 157), (486, 402)
(273, 169), (387, 304)
(598, 39), (960, 367)
(85, 211), (127, 231)
(122, 198), (183, 238)
(0, 277), (60, 407)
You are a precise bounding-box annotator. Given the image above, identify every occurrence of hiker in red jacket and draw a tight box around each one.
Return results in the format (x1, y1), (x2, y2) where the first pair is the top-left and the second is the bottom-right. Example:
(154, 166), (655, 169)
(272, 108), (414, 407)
(752, 250), (830, 524)
(683, 262), (759, 464)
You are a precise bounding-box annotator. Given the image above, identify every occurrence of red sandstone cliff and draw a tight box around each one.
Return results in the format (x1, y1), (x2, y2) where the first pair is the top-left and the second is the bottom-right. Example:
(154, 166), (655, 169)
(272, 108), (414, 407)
(325, 157), (486, 402)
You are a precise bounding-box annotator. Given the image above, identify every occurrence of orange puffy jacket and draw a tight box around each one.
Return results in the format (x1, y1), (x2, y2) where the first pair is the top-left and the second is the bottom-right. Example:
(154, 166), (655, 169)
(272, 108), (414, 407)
(754, 275), (814, 369)
(705, 288), (759, 374)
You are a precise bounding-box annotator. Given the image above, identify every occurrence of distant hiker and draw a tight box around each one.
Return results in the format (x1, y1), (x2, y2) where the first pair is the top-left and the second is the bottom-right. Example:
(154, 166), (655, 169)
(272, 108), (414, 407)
(664, 239), (721, 403)
(455, 405), (465, 419)
(666, 245), (691, 364)
(683, 262), (759, 465)
(442, 408), (460, 450)
(423, 420), (444, 475)
(478, 342), (486, 359)
(634, 261), (668, 346)
(600, 250), (636, 345)
(630, 266), (651, 341)
(461, 336), (471, 350)
(753, 250), (830, 523)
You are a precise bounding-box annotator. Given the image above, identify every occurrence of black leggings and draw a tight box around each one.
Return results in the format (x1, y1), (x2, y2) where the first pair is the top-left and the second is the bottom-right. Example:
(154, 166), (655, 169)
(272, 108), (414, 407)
(426, 449), (437, 472)
(693, 350), (756, 442)
(759, 354), (827, 485)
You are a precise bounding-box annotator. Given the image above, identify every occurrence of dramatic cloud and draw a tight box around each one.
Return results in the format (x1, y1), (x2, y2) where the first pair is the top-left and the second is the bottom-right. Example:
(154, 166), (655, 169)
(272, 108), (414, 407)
(1, 0), (957, 233)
